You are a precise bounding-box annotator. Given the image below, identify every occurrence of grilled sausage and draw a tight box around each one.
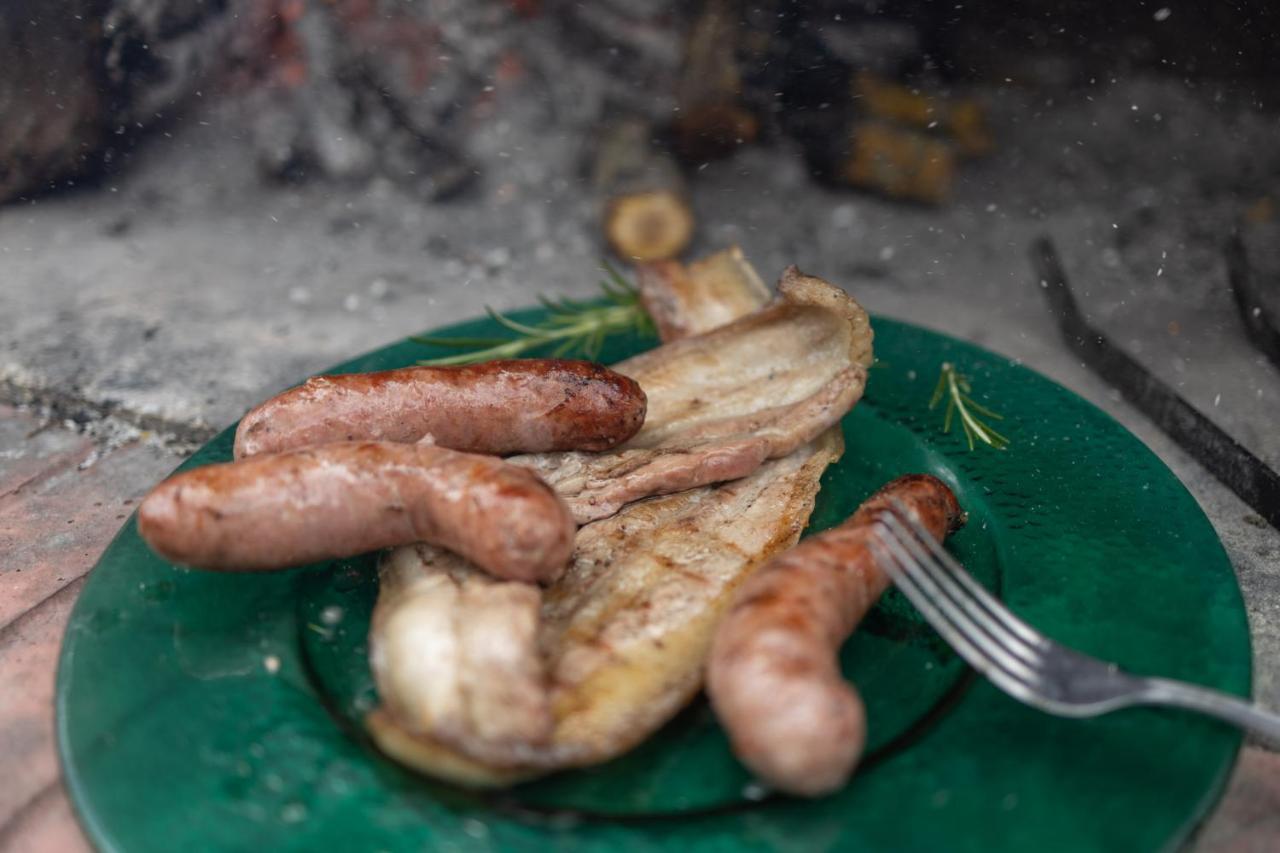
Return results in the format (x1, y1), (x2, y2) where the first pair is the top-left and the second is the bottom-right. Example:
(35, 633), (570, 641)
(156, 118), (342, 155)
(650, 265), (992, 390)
(138, 441), (576, 582)
(706, 473), (964, 796)
(233, 360), (647, 459)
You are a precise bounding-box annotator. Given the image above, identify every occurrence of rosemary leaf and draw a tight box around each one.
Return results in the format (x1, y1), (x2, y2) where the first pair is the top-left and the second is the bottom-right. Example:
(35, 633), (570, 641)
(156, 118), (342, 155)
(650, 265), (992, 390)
(409, 335), (512, 347)
(485, 307), (549, 337)
(930, 362), (1010, 451)
(415, 266), (654, 367)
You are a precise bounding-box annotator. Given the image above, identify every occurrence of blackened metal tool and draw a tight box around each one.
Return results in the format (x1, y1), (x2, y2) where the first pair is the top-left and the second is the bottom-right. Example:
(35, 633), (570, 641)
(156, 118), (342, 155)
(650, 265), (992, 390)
(1032, 235), (1280, 530)
(1224, 233), (1280, 371)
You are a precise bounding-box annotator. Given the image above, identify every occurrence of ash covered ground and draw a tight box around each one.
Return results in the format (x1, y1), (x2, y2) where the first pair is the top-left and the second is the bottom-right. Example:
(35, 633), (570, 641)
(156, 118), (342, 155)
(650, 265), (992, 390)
(2, 70), (1276, 455)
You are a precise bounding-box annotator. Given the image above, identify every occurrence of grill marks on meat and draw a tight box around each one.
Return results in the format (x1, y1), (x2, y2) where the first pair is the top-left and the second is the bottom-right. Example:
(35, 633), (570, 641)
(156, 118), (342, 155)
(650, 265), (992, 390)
(539, 436), (844, 765)
(368, 430), (844, 782)
(367, 259), (872, 786)
(706, 474), (965, 796)
(512, 266), (873, 523)
(516, 375), (860, 524)
(233, 359), (647, 459)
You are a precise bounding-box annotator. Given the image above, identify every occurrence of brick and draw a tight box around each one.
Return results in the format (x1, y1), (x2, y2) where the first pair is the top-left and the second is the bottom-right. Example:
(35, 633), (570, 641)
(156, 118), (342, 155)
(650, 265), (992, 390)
(0, 406), (93, 507)
(0, 582), (81, 827)
(0, 439), (179, 629)
(0, 783), (90, 853)
(0, 421), (180, 846)
(1195, 748), (1280, 852)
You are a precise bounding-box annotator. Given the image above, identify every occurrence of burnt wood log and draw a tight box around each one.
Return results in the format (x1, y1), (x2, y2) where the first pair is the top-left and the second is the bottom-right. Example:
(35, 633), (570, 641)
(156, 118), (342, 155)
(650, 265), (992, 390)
(0, 0), (254, 203)
(592, 115), (695, 262)
(668, 0), (758, 163)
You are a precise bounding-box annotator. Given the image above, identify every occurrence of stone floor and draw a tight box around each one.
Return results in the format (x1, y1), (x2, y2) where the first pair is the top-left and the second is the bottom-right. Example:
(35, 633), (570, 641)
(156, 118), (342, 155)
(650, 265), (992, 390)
(3, 71), (1280, 850)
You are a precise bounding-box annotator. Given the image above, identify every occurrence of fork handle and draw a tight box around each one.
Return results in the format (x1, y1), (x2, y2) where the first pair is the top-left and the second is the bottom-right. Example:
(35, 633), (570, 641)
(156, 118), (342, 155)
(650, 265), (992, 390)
(1140, 678), (1280, 745)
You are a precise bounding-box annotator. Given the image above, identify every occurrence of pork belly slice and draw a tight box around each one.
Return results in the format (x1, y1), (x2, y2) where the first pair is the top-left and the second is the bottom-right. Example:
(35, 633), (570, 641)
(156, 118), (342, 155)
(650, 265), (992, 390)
(368, 252), (871, 785)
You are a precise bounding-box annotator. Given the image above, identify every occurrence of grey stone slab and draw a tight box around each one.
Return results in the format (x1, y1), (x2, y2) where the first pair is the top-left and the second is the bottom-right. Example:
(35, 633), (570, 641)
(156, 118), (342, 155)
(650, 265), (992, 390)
(0, 100), (607, 434)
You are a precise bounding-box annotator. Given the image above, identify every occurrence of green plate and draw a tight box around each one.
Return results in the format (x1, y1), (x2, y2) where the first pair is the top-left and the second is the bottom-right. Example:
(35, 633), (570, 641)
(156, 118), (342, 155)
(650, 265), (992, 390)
(57, 308), (1250, 852)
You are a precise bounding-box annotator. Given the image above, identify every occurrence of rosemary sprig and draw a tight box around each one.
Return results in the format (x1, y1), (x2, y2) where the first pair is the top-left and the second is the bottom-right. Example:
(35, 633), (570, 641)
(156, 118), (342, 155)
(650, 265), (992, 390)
(929, 362), (1010, 450)
(412, 263), (654, 366)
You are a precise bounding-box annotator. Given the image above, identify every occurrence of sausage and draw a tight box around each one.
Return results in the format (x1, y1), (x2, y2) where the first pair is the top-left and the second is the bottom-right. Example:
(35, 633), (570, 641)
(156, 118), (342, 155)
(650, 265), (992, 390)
(706, 473), (964, 796)
(232, 359), (647, 459)
(137, 441), (576, 582)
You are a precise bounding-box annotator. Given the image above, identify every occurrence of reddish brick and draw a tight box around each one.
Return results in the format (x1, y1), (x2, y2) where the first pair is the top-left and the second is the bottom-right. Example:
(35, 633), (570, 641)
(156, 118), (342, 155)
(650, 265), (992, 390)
(0, 406), (94, 506)
(0, 423), (180, 842)
(0, 783), (90, 853)
(1195, 747), (1280, 852)
(0, 582), (81, 827)
(0, 439), (179, 628)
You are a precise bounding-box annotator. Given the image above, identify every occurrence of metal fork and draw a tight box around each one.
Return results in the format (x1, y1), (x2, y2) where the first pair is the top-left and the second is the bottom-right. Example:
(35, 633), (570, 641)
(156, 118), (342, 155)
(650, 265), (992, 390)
(869, 500), (1280, 742)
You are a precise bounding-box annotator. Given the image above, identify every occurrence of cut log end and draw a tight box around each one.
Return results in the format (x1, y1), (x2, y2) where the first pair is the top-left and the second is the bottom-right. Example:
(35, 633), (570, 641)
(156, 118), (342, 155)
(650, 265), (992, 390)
(841, 122), (957, 206)
(604, 190), (696, 262)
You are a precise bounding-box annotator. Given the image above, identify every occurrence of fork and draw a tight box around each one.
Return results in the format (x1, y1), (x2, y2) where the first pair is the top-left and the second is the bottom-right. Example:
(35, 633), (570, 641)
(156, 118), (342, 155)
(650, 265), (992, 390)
(869, 500), (1280, 742)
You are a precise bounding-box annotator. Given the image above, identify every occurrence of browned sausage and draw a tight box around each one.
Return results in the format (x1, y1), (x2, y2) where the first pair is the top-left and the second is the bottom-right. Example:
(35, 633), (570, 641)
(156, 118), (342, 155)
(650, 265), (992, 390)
(233, 360), (647, 459)
(138, 441), (576, 582)
(706, 473), (964, 796)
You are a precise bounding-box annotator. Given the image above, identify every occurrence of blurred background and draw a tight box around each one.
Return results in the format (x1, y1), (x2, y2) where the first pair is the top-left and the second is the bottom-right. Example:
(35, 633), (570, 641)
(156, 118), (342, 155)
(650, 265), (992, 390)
(2, 0), (1278, 460)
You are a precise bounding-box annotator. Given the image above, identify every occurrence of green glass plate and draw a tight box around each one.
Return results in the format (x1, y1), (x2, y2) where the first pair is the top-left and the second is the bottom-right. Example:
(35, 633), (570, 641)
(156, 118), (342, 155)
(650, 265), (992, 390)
(57, 308), (1251, 852)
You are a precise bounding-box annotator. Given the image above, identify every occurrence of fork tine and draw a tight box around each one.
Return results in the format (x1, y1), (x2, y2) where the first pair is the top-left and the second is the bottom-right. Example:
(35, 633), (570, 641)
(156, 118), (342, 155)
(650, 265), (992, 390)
(877, 511), (1042, 672)
(869, 528), (1007, 678)
(886, 499), (1045, 650)
(871, 529), (1050, 709)
(870, 520), (1044, 689)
